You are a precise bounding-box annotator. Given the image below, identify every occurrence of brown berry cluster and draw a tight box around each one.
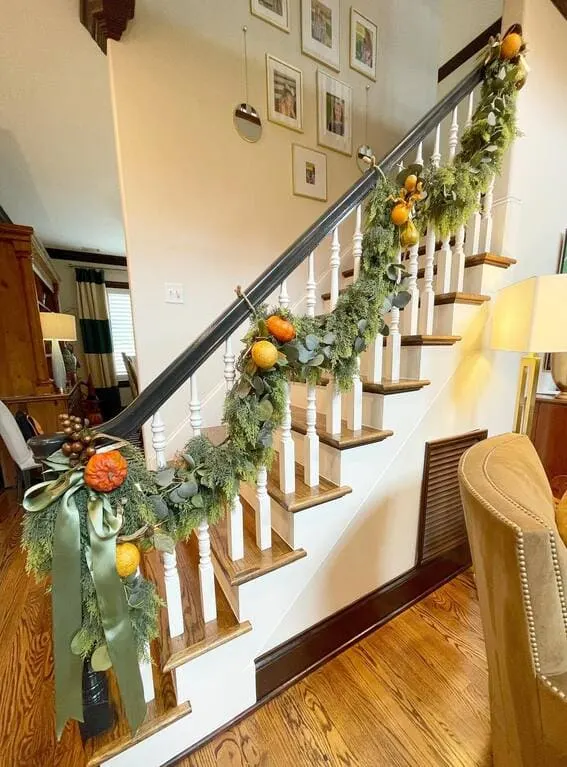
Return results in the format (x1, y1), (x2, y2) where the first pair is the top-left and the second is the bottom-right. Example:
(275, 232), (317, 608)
(58, 413), (96, 467)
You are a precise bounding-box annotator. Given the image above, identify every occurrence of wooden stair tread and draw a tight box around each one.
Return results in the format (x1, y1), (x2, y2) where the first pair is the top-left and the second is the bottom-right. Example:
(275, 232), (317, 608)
(144, 535), (251, 672)
(321, 288), (346, 301)
(401, 335), (461, 346)
(464, 252), (516, 269)
(210, 499), (307, 587)
(434, 292), (490, 306)
(290, 405), (393, 450)
(362, 378), (431, 395)
(84, 655), (190, 767)
(268, 452), (351, 512)
(319, 374), (430, 396)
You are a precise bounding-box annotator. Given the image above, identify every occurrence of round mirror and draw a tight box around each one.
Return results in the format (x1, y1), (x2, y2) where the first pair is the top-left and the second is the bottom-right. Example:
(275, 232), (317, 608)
(357, 144), (375, 173)
(234, 103), (262, 143)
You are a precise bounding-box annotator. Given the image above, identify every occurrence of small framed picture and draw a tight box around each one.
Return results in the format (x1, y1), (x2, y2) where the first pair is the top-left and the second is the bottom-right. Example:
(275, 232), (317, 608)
(350, 8), (378, 80)
(317, 70), (352, 156)
(266, 55), (303, 132)
(251, 0), (290, 33)
(301, 0), (340, 71)
(292, 144), (327, 201)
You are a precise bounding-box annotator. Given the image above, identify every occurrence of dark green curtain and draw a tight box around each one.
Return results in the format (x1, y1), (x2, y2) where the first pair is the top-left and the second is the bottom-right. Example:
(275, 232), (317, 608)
(76, 268), (121, 420)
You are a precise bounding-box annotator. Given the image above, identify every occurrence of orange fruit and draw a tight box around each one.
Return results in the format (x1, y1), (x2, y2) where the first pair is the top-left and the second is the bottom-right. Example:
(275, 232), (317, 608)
(391, 202), (409, 227)
(500, 32), (522, 60)
(404, 174), (418, 193)
(266, 315), (296, 343)
(116, 543), (140, 578)
(251, 340), (278, 369)
(84, 450), (128, 493)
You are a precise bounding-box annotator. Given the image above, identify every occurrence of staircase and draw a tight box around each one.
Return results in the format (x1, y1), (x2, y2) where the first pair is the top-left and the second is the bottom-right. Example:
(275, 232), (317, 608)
(80, 63), (518, 766)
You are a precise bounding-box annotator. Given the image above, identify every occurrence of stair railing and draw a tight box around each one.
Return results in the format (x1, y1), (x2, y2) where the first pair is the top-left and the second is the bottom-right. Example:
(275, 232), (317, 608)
(33, 64), (491, 641)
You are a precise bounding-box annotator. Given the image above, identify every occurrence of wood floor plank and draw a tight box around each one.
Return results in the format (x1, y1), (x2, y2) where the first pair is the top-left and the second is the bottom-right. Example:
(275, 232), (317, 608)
(186, 573), (491, 767)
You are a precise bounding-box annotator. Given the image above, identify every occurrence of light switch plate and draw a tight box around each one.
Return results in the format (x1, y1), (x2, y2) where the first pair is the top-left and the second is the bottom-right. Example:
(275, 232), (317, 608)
(165, 283), (184, 304)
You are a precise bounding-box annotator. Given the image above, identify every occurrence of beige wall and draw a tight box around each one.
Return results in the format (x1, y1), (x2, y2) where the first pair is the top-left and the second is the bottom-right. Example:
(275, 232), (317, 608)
(0, 0), (125, 254)
(108, 0), (440, 450)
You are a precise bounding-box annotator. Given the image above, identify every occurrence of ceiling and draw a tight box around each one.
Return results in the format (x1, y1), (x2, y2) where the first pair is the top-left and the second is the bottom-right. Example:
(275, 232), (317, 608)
(0, 0), (125, 255)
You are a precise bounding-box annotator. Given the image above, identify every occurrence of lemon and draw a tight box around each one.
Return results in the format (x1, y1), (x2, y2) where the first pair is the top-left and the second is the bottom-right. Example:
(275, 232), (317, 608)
(252, 340), (278, 369)
(391, 202), (409, 227)
(500, 32), (522, 60)
(116, 542), (140, 578)
(404, 174), (418, 193)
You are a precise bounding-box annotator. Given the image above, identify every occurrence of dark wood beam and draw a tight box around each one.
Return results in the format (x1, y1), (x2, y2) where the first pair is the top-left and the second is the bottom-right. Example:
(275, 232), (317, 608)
(47, 247), (127, 268)
(80, 0), (135, 54)
(551, 0), (567, 20)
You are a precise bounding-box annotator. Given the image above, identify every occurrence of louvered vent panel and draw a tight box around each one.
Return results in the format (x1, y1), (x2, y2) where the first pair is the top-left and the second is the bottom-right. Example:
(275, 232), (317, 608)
(418, 430), (487, 564)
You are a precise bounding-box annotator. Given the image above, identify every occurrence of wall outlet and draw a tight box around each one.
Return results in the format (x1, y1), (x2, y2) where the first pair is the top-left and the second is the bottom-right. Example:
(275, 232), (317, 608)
(165, 283), (184, 304)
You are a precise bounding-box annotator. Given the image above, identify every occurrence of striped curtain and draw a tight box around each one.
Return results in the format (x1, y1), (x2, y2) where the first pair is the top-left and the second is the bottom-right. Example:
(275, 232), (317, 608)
(76, 268), (121, 420)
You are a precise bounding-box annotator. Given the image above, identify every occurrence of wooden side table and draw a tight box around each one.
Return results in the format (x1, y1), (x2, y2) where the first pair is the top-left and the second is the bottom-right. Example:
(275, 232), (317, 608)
(530, 394), (567, 493)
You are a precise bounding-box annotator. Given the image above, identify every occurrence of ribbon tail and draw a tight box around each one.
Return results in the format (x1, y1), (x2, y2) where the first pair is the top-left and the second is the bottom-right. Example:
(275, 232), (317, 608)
(88, 498), (146, 734)
(53, 488), (85, 739)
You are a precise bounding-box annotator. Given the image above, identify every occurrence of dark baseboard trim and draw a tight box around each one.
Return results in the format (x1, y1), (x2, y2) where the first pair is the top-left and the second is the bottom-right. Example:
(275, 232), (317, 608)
(165, 542), (470, 765)
(47, 247), (127, 268)
(438, 18), (502, 83)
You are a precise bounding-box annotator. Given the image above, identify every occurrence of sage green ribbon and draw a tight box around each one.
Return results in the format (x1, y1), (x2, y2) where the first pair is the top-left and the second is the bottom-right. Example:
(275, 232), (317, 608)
(23, 472), (146, 739)
(24, 472), (85, 738)
(87, 495), (146, 735)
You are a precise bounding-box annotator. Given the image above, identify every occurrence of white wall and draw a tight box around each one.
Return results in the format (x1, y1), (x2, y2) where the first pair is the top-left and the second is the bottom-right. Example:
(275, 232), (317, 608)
(0, 0), (125, 254)
(108, 0), (440, 451)
(440, 0), (503, 65)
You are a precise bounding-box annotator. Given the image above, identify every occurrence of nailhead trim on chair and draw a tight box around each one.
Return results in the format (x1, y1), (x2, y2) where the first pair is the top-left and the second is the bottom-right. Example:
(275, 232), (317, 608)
(517, 533), (541, 673)
(540, 674), (567, 700)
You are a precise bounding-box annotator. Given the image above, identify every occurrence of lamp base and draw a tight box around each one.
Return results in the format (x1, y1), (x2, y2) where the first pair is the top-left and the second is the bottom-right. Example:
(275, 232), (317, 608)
(51, 340), (66, 393)
(513, 353), (541, 435)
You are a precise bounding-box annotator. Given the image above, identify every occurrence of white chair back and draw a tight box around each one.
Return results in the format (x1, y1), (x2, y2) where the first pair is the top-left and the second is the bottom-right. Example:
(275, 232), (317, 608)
(0, 401), (38, 471)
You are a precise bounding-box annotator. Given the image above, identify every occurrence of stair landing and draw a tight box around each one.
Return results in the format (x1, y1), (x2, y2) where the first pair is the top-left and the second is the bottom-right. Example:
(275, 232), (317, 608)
(290, 405), (393, 450)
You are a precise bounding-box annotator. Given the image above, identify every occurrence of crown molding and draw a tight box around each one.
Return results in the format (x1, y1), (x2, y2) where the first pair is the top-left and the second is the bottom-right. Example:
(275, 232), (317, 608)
(80, 0), (135, 54)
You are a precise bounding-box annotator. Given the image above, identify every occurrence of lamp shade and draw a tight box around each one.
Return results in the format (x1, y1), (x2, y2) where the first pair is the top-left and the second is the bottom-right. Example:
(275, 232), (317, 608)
(40, 312), (77, 342)
(491, 275), (567, 353)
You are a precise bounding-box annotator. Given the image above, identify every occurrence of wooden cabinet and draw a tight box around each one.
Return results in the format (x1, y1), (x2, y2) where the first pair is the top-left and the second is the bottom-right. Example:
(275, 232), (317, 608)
(0, 223), (52, 397)
(530, 394), (567, 489)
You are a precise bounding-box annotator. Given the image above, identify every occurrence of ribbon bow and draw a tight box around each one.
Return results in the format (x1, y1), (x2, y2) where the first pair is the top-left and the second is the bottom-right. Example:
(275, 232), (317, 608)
(23, 468), (146, 739)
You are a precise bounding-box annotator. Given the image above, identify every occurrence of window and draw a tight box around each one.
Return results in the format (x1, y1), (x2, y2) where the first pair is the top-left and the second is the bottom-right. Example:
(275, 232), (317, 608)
(106, 287), (136, 380)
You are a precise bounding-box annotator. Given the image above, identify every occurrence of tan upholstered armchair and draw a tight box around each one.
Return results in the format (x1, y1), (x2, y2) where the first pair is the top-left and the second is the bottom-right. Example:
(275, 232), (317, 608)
(459, 433), (567, 766)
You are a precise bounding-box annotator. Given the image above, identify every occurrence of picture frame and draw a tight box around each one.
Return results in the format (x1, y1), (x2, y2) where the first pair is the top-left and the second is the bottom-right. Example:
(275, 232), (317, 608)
(317, 70), (352, 156)
(544, 229), (567, 370)
(266, 55), (303, 132)
(350, 8), (378, 80)
(250, 0), (290, 33)
(301, 0), (340, 72)
(292, 144), (327, 201)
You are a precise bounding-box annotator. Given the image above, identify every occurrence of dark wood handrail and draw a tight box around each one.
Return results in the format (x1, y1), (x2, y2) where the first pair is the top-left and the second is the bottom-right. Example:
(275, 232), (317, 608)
(94, 64), (485, 438)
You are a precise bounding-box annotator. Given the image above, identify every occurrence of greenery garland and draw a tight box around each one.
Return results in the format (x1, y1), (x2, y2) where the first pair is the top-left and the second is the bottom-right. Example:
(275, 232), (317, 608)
(155, 29), (527, 540)
(20, 27), (526, 739)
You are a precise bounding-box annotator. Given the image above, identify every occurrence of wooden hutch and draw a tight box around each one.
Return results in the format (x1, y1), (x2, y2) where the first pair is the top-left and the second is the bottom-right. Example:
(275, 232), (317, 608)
(0, 223), (80, 487)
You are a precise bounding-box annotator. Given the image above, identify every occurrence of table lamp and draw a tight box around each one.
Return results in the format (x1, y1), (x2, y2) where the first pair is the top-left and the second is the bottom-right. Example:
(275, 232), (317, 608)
(491, 275), (567, 434)
(40, 312), (77, 392)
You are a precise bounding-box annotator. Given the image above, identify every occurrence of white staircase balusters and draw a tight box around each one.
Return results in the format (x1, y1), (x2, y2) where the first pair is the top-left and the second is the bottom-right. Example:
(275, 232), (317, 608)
(255, 465), (272, 550)
(482, 175), (495, 254)
(462, 93), (483, 260)
(304, 252), (320, 487)
(419, 125), (441, 336)
(436, 109), (458, 296)
(326, 226), (342, 435)
(347, 205), (363, 430)
(151, 411), (184, 638)
(190, 375), (217, 623)
(401, 142), (423, 337)
(224, 339), (244, 561)
(278, 281), (295, 494)
(384, 247), (402, 382)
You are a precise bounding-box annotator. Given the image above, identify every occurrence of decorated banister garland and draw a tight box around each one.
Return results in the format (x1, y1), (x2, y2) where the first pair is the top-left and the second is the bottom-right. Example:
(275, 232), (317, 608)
(21, 27), (526, 740)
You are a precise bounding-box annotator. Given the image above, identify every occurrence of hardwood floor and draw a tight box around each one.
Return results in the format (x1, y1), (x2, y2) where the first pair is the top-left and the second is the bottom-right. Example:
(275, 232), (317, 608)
(184, 572), (490, 767)
(0, 489), (490, 767)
